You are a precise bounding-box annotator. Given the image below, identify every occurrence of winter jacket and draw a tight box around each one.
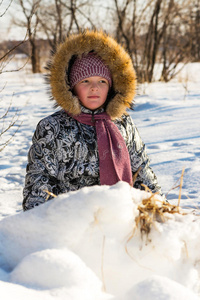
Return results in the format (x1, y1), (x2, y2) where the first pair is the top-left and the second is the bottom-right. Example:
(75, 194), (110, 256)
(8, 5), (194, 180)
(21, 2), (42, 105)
(23, 30), (162, 211)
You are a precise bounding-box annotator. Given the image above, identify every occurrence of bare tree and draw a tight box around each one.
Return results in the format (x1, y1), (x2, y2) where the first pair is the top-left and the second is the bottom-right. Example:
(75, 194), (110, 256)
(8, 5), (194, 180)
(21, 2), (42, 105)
(113, 0), (161, 82)
(195, 0), (200, 60)
(37, 0), (68, 49)
(0, 1), (23, 152)
(189, 0), (200, 61)
(38, 0), (95, 50)
(14, 0), (41, 73)
(113, 0), (194, 83)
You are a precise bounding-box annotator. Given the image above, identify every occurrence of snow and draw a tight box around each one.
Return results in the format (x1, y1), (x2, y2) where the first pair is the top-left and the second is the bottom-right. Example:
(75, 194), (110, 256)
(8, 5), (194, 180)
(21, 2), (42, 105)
(0, 61), (200, 299)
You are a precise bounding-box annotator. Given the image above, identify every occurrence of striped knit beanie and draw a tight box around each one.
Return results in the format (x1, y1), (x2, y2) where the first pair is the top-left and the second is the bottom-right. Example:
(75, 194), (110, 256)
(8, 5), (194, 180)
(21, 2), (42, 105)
(69, 53), (112, 89)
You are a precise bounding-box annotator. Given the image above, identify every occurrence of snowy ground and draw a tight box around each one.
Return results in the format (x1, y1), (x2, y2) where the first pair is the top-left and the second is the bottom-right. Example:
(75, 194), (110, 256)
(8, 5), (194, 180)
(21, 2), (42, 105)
(0, 61), (200, 299)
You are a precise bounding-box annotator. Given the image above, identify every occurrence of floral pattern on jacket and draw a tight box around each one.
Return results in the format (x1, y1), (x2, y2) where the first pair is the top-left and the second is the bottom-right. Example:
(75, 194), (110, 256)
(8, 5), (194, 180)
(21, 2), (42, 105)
(23, 108), (161, 210)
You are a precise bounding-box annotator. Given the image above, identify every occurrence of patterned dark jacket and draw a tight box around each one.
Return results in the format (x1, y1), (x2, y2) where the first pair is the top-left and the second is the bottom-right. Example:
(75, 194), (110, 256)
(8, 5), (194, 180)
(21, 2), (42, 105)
(23, 30), (163, 210)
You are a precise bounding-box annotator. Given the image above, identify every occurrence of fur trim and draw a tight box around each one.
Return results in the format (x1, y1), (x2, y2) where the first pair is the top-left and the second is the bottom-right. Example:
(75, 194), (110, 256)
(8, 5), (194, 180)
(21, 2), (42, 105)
(48, 30), (136, 119)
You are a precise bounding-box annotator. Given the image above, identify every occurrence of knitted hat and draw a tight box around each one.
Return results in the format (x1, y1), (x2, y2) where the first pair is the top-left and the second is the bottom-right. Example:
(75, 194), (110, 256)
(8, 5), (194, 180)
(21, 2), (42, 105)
(69, 53), (112, 88)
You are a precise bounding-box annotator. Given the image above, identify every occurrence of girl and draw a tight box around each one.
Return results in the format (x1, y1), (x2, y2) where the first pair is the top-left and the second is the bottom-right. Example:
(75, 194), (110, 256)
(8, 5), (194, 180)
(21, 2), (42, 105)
(23, 30), (164, 211)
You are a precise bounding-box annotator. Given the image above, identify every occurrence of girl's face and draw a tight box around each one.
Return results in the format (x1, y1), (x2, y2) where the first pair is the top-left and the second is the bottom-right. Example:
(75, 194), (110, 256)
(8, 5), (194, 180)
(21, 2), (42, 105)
(73, 76), (109, 110)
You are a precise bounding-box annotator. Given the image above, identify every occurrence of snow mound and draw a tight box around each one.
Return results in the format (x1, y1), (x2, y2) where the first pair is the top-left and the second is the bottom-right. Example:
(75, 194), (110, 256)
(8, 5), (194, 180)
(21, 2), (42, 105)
(119, 275), (200, 300)
(10, 248), (102, 290)
(0, 182), (199, 299)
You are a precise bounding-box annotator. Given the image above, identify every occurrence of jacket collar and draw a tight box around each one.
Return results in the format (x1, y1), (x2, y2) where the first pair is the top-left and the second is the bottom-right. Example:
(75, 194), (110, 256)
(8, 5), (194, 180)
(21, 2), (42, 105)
(80, 105), (104, 115)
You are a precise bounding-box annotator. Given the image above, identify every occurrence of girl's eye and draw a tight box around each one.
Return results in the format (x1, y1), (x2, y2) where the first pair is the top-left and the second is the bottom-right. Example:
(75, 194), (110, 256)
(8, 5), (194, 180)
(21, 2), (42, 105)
(99, 80), (108, 84)
(79, 79), (89, 84)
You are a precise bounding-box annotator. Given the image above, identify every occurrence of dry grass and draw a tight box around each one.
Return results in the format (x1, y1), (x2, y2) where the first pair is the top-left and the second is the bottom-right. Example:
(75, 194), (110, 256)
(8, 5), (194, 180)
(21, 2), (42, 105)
(135, 190), (182, 238)
(127, 169), (186, 247)
(101, 235), (106, 292)
(125, 191), (185, 256)
(165, 168), (185, 206)
(44, 190), (57, 201)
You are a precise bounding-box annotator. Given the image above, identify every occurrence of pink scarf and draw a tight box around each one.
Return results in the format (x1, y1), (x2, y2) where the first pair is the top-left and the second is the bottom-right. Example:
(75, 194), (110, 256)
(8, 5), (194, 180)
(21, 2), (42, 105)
(68, 112), (133, 186)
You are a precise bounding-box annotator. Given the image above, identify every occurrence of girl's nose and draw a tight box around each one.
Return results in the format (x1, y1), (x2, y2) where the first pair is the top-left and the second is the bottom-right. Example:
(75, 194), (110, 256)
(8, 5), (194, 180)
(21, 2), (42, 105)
(90, 82), (98, 90)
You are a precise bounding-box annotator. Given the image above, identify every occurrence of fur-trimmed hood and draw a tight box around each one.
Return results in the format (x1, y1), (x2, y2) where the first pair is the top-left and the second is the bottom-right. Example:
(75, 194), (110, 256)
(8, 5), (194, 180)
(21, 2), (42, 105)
(48, 30), (136, 120)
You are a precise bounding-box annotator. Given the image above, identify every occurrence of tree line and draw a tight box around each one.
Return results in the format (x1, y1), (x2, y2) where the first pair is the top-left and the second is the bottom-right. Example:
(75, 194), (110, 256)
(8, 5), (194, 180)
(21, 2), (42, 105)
(2, 0), (200, 82)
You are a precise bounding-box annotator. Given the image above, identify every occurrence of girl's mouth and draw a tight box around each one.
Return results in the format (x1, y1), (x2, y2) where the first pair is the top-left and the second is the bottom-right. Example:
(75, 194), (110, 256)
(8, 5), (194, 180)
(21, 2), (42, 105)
(88, 96), (99, 99)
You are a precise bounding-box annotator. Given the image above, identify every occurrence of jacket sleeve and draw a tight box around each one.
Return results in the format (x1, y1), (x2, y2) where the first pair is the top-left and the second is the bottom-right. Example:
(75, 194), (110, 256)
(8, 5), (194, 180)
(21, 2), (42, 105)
(23, 118), (60, 211)
(125, 115), (163, 195)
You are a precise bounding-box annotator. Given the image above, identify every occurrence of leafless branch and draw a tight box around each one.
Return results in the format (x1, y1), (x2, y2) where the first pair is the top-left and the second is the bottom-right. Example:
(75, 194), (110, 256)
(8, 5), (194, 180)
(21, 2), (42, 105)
(0, 97), (22, 152)
(0, 31), (28, 62)
(0, 0), (13, 17)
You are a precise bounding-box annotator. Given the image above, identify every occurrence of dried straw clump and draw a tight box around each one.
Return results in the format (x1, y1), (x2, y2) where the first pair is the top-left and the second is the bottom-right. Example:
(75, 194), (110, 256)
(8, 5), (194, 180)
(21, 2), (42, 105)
(125, 191), (184, 254)
(136, 193), (182, 239)
(134, 168), (186, 239)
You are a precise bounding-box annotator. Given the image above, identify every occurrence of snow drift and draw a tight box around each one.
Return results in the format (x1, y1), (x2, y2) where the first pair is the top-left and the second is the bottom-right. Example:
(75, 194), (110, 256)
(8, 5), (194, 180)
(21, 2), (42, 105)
(0, 182), (200, 299)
